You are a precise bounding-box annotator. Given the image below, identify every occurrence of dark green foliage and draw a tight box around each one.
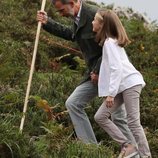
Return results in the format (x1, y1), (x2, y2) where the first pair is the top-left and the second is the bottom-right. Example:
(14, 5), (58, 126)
(0, 115), (40, 158)
(0, 0), (158, 157)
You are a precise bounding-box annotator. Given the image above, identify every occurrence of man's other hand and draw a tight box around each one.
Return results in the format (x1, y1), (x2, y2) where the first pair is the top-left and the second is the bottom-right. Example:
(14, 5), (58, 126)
(90, 72), (99, 84)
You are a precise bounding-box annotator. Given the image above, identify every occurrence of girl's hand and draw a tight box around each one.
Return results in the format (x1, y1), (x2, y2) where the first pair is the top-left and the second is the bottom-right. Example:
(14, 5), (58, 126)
(105, 96), (114, 108)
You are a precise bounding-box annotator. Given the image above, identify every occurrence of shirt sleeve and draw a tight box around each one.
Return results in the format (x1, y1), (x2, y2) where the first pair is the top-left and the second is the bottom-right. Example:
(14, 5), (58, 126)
(104, 40), (123, 97)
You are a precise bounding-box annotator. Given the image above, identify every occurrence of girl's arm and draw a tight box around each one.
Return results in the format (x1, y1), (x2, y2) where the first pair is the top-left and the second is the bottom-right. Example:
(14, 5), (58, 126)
(104, 40), (123, 97)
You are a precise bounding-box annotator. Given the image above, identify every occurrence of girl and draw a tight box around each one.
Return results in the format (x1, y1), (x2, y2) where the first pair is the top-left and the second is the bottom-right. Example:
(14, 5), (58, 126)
(92, 9), (151, 158)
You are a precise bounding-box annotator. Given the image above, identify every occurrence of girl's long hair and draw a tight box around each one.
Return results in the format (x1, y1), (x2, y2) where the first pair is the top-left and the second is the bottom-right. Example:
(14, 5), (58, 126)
(95, 9), (130, 47)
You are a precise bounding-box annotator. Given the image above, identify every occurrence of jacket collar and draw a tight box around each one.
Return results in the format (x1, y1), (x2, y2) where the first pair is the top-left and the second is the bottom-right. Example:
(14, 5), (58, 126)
(74, 2), (87, 34)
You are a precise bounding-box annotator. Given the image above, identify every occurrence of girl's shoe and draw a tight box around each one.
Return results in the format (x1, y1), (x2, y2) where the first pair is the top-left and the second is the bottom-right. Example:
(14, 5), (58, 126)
(118, 143), (139, 158)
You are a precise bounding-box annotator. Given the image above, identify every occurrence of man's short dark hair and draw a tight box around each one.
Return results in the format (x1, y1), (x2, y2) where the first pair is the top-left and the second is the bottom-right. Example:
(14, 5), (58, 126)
(52, 0), (77, 5)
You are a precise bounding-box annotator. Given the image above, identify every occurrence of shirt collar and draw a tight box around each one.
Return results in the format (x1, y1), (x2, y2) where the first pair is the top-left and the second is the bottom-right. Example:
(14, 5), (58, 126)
(77, 0), (82, 18)
(75, 0), (82, 25)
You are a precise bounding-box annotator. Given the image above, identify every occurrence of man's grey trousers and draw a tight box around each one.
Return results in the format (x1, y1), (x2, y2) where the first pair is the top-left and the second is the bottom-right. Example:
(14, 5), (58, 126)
(65, 80), (136, 145)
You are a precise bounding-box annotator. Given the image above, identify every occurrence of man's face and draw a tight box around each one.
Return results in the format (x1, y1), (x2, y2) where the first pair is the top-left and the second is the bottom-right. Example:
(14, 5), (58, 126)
(54, 1), (75, 17)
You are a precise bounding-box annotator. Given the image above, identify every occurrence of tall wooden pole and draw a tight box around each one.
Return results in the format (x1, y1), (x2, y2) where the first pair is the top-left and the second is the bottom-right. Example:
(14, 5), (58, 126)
(20, 0), (47, 132)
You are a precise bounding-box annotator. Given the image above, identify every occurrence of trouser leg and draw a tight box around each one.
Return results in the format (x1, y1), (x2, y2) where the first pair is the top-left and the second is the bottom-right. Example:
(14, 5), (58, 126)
(112, 104), (137, 146)
(112, 105), (140, 158)
(94, 94), (129, 145)
(123, 85), (151, 157)
(65, 80), (98, 144)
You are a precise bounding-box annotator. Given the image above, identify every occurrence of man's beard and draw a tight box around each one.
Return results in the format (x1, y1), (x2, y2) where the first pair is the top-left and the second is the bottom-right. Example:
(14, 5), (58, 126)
(67, 7), (75, 18)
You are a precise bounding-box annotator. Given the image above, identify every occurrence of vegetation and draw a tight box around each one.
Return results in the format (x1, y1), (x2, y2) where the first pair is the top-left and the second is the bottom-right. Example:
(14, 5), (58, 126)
(0, 0), (158, 157)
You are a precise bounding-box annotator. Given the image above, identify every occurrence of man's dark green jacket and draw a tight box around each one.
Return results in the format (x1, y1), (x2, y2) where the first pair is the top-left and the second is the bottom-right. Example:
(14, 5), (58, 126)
(43, 2), (102, 83)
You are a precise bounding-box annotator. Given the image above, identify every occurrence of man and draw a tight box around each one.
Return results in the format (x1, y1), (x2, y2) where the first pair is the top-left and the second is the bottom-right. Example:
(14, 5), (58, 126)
(37, 0), (136, 145)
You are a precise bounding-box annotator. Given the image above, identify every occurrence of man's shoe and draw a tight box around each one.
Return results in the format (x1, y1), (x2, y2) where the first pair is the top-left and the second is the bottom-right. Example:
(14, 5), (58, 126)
(118, 143), (139, 158)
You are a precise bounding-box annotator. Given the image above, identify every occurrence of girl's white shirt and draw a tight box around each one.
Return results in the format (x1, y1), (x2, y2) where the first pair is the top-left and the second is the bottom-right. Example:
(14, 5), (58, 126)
(98, 38), (145, 97)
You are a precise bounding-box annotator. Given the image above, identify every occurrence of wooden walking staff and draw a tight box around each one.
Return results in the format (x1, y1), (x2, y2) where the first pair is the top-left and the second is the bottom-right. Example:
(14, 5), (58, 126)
(20, 0), (47, 132)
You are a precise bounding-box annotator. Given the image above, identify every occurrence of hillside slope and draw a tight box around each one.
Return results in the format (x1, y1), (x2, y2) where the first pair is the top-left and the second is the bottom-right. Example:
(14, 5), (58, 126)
(0, 0), (158, 157)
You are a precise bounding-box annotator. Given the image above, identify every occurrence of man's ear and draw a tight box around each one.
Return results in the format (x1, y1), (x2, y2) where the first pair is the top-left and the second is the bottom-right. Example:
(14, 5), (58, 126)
(68, 1), (75, 8)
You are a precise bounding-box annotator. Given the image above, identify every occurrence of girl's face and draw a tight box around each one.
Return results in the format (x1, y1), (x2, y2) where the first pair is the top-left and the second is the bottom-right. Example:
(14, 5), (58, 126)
(92, 14), (103, 33)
